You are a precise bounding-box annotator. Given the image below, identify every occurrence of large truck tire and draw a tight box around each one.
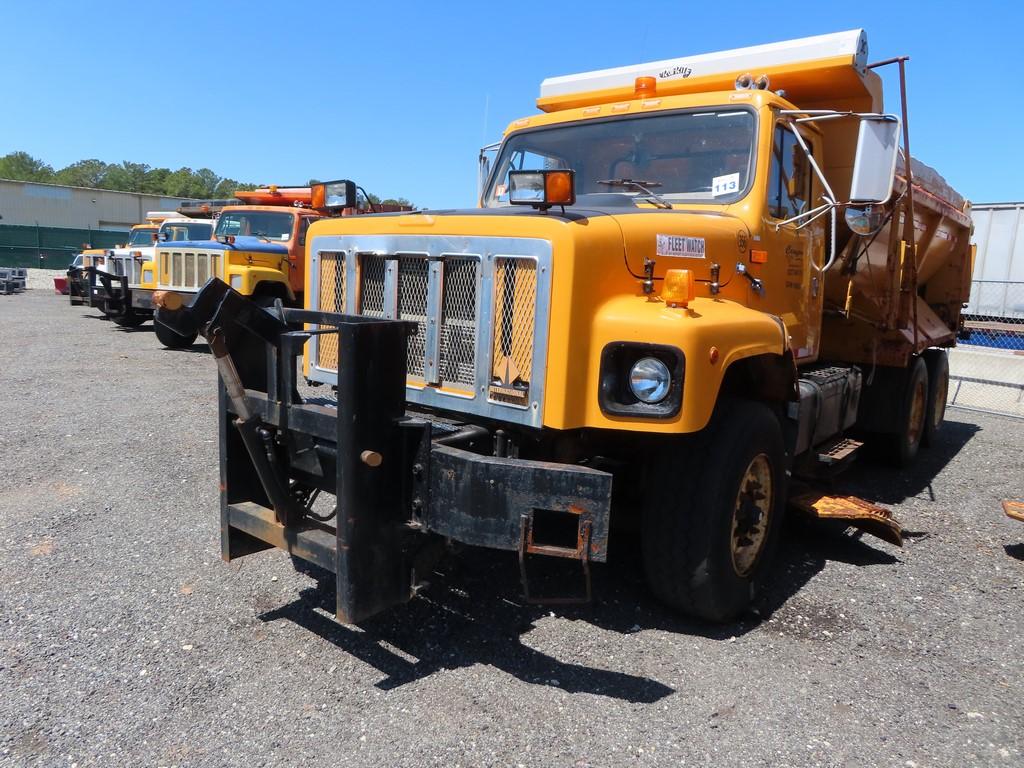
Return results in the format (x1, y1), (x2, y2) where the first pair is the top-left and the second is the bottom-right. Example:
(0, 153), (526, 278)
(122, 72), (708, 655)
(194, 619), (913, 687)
(641, 399), (786, 623)
(153, 318), (198, 350)
(880, 356), (929, 467)
(113, 312), (146, 328)
(922, 349), (949, 448)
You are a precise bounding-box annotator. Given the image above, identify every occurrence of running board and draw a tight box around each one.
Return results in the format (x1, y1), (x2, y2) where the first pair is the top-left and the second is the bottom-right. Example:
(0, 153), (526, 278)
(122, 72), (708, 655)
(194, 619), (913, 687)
(789, 491), (904, 546)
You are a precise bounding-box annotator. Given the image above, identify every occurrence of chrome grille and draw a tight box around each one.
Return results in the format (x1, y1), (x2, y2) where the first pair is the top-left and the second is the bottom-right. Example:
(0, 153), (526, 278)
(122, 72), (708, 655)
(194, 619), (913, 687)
(439, 258), (479, 390)
(311, 236), (550, 428)
(160, 249), (223, 290)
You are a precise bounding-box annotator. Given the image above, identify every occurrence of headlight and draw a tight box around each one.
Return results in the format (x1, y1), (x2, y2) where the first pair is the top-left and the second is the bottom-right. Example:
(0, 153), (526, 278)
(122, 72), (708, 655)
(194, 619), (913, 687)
(629, 357), (671, 404)
(229, 274), (243, 291)
(142, 269), (154, 284)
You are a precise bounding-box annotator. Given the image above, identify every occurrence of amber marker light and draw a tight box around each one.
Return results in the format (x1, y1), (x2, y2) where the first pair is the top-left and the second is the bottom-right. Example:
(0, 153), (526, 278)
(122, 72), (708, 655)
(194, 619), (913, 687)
(662, 268), (696, 307)
(750, 249), (768, 264)
(311, 183), (325, 210)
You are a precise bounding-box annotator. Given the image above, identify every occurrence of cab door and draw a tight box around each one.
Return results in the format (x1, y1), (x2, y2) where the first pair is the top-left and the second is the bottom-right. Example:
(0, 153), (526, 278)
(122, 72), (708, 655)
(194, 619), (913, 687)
(758, 121), (824, 362)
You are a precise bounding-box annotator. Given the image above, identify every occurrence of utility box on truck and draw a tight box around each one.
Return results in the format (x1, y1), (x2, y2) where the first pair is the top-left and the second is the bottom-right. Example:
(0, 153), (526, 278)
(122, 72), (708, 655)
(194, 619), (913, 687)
(164, 31), (972, 624)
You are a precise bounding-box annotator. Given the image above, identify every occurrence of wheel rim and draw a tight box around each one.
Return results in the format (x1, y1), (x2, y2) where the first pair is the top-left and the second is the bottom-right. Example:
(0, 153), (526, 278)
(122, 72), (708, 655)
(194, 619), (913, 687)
(932, 372), (948, 429)
(730, 453), (773, 578)
(907, 376), (927, 445)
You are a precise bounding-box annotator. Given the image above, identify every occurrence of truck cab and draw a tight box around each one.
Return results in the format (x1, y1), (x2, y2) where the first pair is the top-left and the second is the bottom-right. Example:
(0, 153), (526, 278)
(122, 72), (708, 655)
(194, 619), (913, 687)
(147, 188), (324, 348)
(73, 225), (156, 308)
(92, 215), (214, 326)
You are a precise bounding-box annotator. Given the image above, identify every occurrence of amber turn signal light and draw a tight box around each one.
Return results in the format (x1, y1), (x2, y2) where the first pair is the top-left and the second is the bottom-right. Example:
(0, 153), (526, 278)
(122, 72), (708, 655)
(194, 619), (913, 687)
(750, 249), (768, 264)
(508, 170), (576, 209)
(662, 268), (696, 307)
(544, 171), (574, 205)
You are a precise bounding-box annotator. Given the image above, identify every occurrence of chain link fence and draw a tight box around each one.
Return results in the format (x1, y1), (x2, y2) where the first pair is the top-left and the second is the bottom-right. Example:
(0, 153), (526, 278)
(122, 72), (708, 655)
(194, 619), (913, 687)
(948, 280), (1024, 418)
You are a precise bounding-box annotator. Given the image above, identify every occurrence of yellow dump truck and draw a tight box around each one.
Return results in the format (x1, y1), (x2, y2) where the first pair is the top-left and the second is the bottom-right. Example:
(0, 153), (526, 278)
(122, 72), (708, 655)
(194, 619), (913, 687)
(163, 30), (972, 623)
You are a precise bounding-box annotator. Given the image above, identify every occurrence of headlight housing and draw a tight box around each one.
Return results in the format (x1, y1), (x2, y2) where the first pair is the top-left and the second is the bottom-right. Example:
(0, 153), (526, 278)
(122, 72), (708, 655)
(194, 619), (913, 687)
(629, 357), (671, 403)
(599, 343), (685, 418)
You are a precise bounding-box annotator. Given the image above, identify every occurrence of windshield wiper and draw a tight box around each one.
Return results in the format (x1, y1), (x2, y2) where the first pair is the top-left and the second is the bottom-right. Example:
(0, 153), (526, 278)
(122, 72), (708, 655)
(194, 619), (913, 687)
(598, 178), (672, 209)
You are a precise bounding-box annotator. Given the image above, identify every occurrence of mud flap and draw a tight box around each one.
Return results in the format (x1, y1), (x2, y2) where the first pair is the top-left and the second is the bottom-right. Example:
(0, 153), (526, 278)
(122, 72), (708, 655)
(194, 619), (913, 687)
(789, 491), (904, 546)
(1004, 500), (1024, 523)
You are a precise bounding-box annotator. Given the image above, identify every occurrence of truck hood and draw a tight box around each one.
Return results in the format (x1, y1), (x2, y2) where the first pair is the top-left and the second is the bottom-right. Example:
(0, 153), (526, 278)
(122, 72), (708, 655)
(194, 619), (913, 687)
(159, 236), (288, 255)
(357, 206), (749, 285)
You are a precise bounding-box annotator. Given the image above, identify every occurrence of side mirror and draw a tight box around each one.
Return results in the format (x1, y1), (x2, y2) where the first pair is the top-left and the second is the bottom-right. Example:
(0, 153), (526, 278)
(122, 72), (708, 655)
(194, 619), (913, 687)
(478, 141), (500, 205)
(849, 116), (901, 204)
(158, 231), (168, 242)
(844, 204), (887, 236)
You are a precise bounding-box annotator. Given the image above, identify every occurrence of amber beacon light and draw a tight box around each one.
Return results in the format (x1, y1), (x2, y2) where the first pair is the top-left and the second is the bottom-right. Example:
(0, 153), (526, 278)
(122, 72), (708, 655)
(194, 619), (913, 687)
(662, 268), (696, 307)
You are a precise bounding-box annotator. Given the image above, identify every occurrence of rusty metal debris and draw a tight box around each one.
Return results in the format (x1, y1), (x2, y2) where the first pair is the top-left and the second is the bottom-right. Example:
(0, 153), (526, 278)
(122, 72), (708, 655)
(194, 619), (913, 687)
(1003, 500), (1024, 523)
(790, 491), (904, 547)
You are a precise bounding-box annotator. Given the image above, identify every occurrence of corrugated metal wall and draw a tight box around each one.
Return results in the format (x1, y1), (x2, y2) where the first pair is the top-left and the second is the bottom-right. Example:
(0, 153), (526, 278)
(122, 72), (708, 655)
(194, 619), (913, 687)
(0, 178), (197, 267)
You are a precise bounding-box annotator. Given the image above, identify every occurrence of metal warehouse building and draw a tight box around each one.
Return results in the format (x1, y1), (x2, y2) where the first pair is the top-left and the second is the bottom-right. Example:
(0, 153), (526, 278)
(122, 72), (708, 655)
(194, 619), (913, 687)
(0, 179), (196, 268)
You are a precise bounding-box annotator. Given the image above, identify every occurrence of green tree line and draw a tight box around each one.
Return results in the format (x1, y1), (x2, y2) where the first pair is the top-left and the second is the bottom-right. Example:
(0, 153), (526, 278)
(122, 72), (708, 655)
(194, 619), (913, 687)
(1, 152), (415, 207)
(0, 151), (256, 199)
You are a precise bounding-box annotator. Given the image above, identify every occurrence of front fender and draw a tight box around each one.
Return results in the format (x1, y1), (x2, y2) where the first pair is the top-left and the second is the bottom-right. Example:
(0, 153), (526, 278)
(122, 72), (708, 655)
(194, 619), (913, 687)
(546, 294), (789, 434)
(226, 266), (295, 301)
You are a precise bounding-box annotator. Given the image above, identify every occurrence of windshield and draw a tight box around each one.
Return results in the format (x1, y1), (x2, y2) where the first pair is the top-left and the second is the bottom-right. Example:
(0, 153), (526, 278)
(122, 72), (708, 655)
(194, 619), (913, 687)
(128, 228), (157, 246)
(483, 109), (756, 207)
(161, 221), (213, 242)
(215, 212), (293, 241)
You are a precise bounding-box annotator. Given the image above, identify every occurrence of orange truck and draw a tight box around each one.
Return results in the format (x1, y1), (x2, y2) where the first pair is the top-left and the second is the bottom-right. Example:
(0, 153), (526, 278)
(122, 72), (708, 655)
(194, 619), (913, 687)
(161, 30), (972, 625)
(144, 188), (327, 348)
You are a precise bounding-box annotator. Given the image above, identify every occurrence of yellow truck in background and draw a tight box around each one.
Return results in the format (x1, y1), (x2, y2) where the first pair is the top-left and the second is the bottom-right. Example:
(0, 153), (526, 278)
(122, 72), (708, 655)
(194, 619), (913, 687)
(163, 30), (973, 624)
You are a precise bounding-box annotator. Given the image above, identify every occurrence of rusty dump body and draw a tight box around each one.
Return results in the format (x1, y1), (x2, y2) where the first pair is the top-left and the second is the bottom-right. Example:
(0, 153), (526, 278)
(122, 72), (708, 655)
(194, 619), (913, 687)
(821, 157), (974, 368)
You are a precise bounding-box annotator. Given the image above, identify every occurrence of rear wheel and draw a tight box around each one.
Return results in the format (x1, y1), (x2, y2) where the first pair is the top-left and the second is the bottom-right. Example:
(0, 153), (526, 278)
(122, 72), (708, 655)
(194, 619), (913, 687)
(922, 349), (949, 447)
(154, 318), (197, 349)
(880, 356), (929, 467)
(642, 400), (786, 622)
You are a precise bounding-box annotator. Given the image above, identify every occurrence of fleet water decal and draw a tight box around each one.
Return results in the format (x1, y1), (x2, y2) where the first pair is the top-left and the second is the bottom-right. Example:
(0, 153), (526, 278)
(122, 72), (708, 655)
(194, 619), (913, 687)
(656, 234), (705, 259)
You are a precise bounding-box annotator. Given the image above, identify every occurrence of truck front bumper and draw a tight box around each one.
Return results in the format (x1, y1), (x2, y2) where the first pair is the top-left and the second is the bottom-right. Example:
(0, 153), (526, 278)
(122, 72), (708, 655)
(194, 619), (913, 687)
(164, 279), (612, 623)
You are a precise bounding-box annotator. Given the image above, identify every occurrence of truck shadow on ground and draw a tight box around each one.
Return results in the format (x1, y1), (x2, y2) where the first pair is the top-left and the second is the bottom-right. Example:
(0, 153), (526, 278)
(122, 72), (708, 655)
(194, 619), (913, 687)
(257, 416), (979, 701)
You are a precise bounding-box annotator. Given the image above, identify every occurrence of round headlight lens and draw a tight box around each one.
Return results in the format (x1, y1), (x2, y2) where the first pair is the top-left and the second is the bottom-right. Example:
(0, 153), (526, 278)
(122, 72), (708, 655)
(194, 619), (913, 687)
(629, 357), (671, 404)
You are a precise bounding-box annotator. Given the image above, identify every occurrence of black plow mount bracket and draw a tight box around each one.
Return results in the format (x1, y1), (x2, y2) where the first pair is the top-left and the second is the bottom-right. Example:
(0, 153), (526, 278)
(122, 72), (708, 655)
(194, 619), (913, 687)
(160, 279), (613, 624)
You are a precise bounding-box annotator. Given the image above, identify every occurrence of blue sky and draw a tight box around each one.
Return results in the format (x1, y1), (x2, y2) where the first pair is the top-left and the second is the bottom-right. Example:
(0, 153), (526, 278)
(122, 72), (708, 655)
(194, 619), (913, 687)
(0, 1), (1015, 207)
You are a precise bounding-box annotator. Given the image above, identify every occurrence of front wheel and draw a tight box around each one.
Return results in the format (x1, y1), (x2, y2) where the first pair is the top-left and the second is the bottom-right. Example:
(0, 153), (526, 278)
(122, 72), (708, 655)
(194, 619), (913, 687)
(642, 400), (787, 622)
(113, 312), (146, 328)
(153, 318), (197, 349)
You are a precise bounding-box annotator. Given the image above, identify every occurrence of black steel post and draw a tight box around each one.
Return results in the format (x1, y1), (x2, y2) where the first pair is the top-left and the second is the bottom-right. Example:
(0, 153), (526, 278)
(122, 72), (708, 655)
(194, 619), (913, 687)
(334, 317), (413, 623)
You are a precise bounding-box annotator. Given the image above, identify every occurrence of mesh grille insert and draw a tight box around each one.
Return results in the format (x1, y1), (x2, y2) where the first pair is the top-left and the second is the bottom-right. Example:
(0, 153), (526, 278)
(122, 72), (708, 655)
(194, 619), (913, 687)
(439, 258), (479, 390)
(490, 257), (537, 405)
(316, 252), (346, 371)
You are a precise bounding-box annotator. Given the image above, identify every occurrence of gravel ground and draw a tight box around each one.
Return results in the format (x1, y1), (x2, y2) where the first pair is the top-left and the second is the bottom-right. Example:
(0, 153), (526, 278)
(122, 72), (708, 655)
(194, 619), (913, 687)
(22, 269), (66, 292)
(1, 292), (1022, 767)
